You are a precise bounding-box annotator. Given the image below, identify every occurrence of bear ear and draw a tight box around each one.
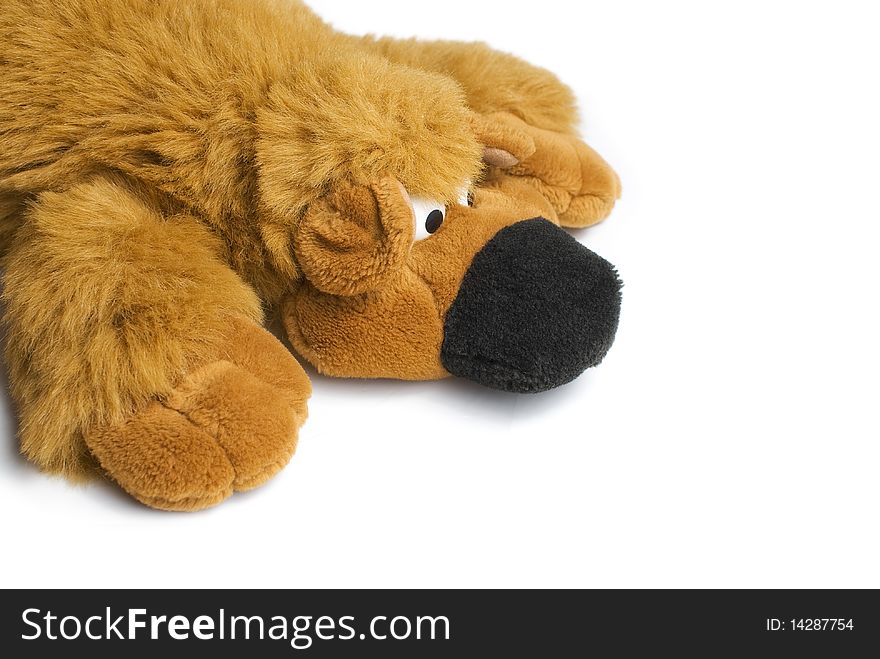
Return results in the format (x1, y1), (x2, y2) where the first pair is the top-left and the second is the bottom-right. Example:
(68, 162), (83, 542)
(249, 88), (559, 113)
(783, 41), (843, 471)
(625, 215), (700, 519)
(293, 177), (414, 296)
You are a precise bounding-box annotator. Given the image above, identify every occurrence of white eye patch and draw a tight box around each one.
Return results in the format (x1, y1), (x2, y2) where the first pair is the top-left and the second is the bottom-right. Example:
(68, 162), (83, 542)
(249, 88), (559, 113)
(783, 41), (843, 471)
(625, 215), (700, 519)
(408, 184), (471, 241)
(410, 196), (446, 241)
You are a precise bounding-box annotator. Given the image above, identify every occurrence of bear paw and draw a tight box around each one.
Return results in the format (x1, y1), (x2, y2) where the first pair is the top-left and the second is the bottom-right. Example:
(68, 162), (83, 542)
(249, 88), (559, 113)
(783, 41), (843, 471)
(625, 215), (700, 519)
(474, 112), (622, 228)
(85, 317), (311, 511)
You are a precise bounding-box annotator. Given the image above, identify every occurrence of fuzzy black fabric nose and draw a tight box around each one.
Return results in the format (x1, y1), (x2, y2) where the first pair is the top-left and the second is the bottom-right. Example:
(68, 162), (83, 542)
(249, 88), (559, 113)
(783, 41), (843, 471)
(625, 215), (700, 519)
(441, 218), (622, 393)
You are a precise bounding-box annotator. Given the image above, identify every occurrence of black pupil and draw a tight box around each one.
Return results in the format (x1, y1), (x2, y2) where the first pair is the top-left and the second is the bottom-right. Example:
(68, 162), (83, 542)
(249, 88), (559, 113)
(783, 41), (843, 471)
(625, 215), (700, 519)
(425, 209), (444, 234)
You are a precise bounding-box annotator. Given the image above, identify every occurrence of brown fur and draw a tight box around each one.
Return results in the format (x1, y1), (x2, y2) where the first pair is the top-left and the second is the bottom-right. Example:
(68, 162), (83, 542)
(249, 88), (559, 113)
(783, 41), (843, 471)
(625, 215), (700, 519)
(354, 36), (581, 135)
(87, 316), (310, 511)
(2, 176), (264, 480)
(0, 0), (482, 299)
(283, 175), (561, 380)
(0, 0), (619, 510)
(474, 113), (622, 227)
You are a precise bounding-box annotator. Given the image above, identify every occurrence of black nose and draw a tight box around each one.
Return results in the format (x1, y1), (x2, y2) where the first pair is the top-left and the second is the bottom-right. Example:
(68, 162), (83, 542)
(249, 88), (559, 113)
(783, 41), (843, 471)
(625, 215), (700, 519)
(441, 218), (622, 393)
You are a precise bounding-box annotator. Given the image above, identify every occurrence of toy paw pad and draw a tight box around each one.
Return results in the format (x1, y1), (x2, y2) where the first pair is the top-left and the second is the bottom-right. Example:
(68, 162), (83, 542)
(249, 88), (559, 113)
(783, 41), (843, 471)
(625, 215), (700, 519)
(473, 112), (622, 228)
(85, 318), (311, 512)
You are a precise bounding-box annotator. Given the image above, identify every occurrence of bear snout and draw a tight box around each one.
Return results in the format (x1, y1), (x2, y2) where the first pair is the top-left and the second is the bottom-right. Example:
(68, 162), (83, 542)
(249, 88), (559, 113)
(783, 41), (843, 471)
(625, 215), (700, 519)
(440, 218), (622, 393)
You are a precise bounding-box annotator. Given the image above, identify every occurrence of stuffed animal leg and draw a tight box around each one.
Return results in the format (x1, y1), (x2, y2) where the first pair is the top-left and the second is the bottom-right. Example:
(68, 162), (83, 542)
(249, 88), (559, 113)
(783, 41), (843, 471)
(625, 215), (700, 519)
(2, 177), (311, 511)
(348, 35), (622, 226)
(473, 113), (622, 228)
(349, 37), (581, 134)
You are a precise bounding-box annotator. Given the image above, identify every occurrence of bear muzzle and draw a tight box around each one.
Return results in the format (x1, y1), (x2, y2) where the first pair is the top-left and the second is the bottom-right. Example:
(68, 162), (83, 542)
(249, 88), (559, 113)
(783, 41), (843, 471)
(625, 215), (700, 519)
(440, 218), (622, 393)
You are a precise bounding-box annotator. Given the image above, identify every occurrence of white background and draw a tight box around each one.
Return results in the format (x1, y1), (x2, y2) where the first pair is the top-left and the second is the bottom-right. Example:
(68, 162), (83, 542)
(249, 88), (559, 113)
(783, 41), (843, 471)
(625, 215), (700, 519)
(2, 0), (878, 589)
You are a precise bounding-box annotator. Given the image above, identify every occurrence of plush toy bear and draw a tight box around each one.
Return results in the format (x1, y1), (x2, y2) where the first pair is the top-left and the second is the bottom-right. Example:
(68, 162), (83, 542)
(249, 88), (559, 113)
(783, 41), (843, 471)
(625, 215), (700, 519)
(0, 0), (622, 510)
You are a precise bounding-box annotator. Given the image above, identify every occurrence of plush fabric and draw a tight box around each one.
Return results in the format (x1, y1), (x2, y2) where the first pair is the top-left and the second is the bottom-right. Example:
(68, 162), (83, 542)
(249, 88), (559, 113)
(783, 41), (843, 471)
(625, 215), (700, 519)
(441, 219), (622, 393)
(87, 317), (311, 511)
(0, 0), (622, 511)
(474, 113), (623, 227)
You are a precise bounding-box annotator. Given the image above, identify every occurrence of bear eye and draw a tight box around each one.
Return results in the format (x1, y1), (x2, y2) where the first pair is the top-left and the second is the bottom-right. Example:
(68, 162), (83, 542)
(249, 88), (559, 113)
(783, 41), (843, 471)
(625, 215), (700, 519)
(410, 196), (446, 241)
(425, 209), (444, 233)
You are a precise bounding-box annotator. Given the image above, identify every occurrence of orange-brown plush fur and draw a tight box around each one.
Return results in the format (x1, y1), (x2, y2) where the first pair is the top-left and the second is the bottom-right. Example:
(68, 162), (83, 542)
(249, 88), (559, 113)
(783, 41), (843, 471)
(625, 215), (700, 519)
(0, 0), (619, 510)
(474, 113), (622, 227)
(354, 37), (581, 135)
(283, 175), (561, 380)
